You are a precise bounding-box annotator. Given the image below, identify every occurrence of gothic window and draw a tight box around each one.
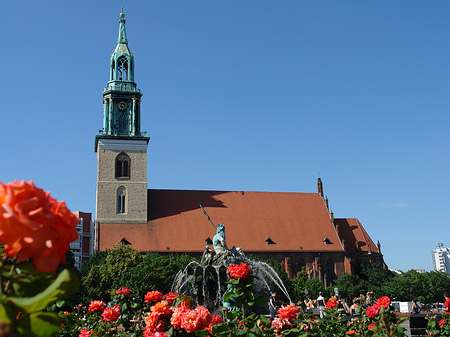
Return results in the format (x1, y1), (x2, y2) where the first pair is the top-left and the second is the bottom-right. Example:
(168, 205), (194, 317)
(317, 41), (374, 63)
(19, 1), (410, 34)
(117, 56), (128, 81)
(115, 153), (130, 179)
(298, 258), (306, 271)
(111, 60), (115, 79)
(117, 186), (126, 214)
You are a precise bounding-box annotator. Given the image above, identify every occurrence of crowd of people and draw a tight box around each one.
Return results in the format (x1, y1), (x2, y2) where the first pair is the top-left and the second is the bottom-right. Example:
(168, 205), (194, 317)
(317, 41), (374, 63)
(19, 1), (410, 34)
(268, 290), (450, 319)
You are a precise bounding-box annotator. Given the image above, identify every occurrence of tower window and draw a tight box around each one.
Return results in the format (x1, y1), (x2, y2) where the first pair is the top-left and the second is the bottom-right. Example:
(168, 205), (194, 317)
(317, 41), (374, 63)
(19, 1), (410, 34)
(117, 186), (126, 214)
(115, 153), (130, 179)
(117, 56), (128, 81)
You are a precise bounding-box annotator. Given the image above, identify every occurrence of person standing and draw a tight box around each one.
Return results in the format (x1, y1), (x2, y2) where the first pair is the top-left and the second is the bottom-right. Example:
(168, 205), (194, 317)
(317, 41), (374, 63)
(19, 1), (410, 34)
(444, 292), (450, 313)
(410, 299), (420, 314)
(317, 292), (325, 318)
(269, 291), (277, 320)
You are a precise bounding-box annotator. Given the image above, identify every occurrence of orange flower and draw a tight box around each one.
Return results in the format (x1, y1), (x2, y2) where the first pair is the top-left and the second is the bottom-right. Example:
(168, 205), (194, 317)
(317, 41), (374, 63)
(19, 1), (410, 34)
(151, 301), (172, 317)
(145, 291), (163, 303)
(346, 330), (356, 334)
(171, 306), (188, 329)
(227, 263), (250, 279)
(145, 312), (165, 333)
(181, 309), (202, 333)
(0, 180), (79, 273)
(102, 305), (121, 322)
(376, 296), (390, 309)
(277, 304), (300, 321)
(88, 300), (106, 313)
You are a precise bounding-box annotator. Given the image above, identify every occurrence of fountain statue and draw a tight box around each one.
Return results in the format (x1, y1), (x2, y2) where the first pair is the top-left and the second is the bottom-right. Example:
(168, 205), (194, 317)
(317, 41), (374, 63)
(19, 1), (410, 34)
(171, 205), (292, 314)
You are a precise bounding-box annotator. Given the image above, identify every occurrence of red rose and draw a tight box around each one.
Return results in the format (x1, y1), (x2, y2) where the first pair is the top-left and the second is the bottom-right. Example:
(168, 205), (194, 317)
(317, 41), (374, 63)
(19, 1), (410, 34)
(79, 329), (94, 337)
(102, 305), (121, 322)
(0, 180), (79, 273)
(368, 323), (379, 332)
(366, 304), (380, 318)
(151, 301), (172, 317)
(195, 305), (212, 328)
(145, 291), (163, 303)
(227, 263), (251, 279)
(116, 287), (132, 297)
(171, 306), (188, 330)
(277, 304), (300, 321)
(376, 296), (390, 309)
(88, 300), (106, 313)
(326, 298), (338, 308)
(181, 309), (202, 333)
(164, 291), (179, 305)
(439, 318), (447, 326)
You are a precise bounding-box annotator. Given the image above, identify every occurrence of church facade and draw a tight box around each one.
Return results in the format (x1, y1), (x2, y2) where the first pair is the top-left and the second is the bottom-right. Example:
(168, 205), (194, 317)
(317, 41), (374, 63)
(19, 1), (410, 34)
(95, 11), (384, 284)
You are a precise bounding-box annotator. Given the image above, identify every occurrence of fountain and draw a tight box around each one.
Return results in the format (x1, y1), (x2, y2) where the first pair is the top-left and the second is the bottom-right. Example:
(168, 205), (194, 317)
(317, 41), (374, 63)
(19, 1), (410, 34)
(171, 206), (293, 314)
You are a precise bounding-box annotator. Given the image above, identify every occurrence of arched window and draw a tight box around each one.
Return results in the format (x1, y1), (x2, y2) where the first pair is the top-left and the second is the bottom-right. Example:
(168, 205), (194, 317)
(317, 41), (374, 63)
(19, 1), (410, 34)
(117, 56), (128, 81)
(118, 112), (127, 134)
(117, 186), (126, 214)
(115, 153), (130, 179)
(298, 258), (306, 271)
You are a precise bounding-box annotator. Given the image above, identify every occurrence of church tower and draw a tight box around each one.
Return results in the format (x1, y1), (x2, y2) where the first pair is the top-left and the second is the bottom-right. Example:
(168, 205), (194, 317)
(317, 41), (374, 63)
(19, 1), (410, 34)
(95, 9), (149, 224)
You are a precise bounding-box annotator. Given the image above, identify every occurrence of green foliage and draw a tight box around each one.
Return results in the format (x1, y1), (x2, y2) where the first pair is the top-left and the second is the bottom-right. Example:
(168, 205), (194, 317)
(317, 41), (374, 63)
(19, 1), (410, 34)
(331, 262), (450, 304)
(81, 246), (197, 301)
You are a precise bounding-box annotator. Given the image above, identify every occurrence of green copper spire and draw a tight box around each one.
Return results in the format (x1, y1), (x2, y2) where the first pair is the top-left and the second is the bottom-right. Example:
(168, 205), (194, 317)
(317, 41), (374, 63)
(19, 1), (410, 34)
(117, 7), (128, 45)
(95, 8), (149, 148)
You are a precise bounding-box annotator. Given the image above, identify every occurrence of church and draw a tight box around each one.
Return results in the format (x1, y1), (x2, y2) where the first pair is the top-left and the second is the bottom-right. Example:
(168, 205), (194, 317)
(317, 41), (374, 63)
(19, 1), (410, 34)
(94, 10), (384, 285)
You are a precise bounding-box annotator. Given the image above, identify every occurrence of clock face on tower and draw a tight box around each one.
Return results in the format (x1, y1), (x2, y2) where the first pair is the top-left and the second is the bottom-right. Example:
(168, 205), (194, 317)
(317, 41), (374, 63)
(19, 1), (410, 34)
(118, 101), (128, 111)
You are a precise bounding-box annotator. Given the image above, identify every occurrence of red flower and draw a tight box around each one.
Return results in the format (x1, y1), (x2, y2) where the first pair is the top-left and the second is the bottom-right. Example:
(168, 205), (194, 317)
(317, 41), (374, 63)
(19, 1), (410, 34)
(181, 309), (202, 333)
(171, 306), (188, 330)
(151, 301), (172, 317)
(79, 329), (94, 337)
(439, 318), (447, 326)
(195, 305), (212, 328)
(326, 298), (338, 308)
(145, 312), (166, 333)
(346, 330), (356, 334)
(0, 180), (79, 273)
(376, 296), (390, 309)
(164, 291), (179, 305)
(277, 304), (300, 321)
(116, 287), (132, 297)
(366, 304), (380, 318)
(102, 305), (121, 322)
(227, 263), (251, 279)
(205, 314), (224, 333)
(144, 331), (168, 337)
(88, 300), (106, 313)
(145, 291), (163, 303)
(368, 323), (379, 332)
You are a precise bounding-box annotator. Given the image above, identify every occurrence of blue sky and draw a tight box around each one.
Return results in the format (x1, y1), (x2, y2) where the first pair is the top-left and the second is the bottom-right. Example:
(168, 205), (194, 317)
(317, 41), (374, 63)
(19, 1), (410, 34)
(3, 1), (450, 272)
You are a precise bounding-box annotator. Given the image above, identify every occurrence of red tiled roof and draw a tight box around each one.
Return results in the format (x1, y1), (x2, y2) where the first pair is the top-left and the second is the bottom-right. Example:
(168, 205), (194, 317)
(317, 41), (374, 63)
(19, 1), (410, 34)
(334, 218), (378, 254)
(99, 189), (349, 253)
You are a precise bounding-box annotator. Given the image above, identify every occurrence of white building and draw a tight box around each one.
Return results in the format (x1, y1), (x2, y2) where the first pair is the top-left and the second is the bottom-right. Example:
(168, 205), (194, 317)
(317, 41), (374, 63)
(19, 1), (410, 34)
(432, 243), (450, 274)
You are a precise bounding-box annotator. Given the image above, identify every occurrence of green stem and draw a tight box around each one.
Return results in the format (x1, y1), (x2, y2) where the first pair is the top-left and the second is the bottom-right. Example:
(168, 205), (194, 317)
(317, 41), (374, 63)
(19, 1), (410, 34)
(3, 252), (20, 295)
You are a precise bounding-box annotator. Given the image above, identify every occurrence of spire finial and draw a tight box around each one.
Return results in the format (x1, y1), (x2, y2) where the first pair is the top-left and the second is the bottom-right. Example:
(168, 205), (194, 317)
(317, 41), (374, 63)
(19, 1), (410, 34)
(120, 6), (124, 17)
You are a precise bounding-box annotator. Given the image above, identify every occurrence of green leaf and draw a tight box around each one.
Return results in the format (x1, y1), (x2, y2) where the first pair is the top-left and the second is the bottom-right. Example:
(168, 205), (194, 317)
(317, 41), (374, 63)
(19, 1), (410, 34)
(254, 295), (267, 307)
(14, 312), (60, 337)
(223, 292), (232, 302)
(194, 329), (210, 337)
(8, 269), (79, 313)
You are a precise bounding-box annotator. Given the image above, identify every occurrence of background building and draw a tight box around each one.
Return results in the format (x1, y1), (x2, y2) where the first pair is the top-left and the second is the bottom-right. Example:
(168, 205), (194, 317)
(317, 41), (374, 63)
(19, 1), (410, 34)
(432, 243), (450, 274)
(94, 10), (385, 285)
(70, 212), (95, 270)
